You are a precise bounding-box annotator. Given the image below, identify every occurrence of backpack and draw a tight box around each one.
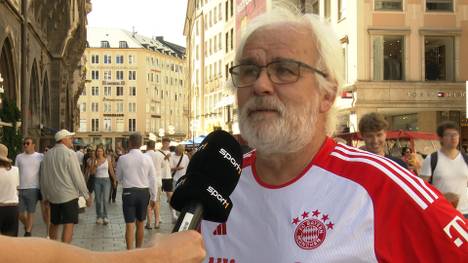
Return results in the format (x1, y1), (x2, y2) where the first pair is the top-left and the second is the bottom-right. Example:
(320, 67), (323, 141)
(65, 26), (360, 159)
(429, 151), (468, 184)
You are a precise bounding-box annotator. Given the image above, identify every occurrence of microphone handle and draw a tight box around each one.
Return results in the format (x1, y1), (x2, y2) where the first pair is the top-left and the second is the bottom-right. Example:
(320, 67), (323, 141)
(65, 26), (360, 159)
(172, 200), (204, 232)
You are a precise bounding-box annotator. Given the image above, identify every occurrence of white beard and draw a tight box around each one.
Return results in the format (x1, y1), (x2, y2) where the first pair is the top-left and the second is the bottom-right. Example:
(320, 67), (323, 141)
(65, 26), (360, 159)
(239, 96), (318, 155)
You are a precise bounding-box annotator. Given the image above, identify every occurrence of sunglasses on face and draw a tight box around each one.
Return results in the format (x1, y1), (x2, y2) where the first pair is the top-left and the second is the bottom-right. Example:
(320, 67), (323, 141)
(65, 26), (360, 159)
(23, 142), (32, 146)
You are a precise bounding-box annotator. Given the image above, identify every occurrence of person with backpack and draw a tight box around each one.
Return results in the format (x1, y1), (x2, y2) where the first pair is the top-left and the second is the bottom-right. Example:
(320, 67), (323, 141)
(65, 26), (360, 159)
(420, 121), (468, 217)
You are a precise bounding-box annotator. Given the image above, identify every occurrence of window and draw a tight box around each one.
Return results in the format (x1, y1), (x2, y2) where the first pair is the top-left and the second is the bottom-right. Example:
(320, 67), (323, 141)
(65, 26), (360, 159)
(129, 119), (136, 132)
(426, 0), (453, 11)
(116, 102), (123, 112)
(214, 35), (217, 52)
(81, 87), (86, 96)
(100, 41), (110, 48)
(116, 118), (124, 132)
(91, 55), (99, 64)
(116, 70), (124, 80)
(312, 1), (319, 14)
(218, 33), (222, 50)
(104, 86), (111, 96)
(129, 86), (136, 96)
(79, 119), (87, 132)
(218, 3), (222, 20)
(230, 28), (234, 50)
(103, 102), (111, 112)
(129, 102), (136, 112)
(128, 55), (135, 64)
(104, 55), (112, 64)
(104, 118), (112, 131)
(80, 103), (86, 112)
(373, 35), (404, 80)
(91, 70), (99, 80)
(338, 0), (346, 20)
(230, 0), (233, 17)
(116, 86), (124, 96)
(119, 41), (128, 48)
(325, 0), (331, 18)
(92, 118), (99, 132)
(91, 102), (99, 112)
(91, 86), (99, 96)
(225, 32), (229, 52)
(129, 71), (136, 80)
(116, 55), (124, 64)
(225, 0), (228, 21)
(214, 6), (217, 24)
(375, 0), (402, 10)
(104, 70), (112, 80)
(425, 36), (454, 81)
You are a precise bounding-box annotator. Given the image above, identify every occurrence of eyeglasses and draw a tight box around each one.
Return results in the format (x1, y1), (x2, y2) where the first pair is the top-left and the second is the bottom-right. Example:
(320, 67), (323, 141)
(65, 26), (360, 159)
(23, 142), (31, 146)
(443, 133), (459, 138)
(229, 59), (328, 88)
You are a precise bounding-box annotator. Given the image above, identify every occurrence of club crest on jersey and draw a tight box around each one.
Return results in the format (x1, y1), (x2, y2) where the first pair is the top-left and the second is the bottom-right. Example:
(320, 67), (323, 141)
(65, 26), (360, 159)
(291, 209), (334, 250)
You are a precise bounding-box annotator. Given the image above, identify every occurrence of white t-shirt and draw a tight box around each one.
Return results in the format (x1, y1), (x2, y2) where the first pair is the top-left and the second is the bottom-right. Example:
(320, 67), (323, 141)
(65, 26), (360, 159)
(170, 154), (190, 182)
(201, 139), (467, 262)
(421, 150), (468, 214)
(156, 149), (172, 179)
(15, 152), (43, 189)
(95, 159), (109, 178)
(0, 166), (19, 203)
(145, 150), (163, 187)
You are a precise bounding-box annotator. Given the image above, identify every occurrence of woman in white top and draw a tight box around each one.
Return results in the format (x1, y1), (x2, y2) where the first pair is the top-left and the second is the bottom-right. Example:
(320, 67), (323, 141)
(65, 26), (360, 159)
(0, 144), (20, 236)
(91, 145), (116, 225)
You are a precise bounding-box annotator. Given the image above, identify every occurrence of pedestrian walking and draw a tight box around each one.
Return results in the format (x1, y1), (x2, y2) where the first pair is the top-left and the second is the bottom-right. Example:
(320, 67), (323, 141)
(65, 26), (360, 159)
(90, 145), (116, 225)
(107, 148), (118, 203)
(0, 144), (19, 237)
(116, 132), (157, 249)
(40, 129), (92, 243)
(15, 137), (44, 236)
(420, 121), (468, 217)
(170, 144), (190, 190)
(144, 140), (162, 230)
(157, 137), (176, 222)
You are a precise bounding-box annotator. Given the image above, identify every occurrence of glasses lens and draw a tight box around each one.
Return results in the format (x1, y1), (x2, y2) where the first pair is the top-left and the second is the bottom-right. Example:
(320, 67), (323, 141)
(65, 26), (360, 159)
(231, 65), (259, 87)
(24, 142), (30, 146)
(268, 61), (300, 84)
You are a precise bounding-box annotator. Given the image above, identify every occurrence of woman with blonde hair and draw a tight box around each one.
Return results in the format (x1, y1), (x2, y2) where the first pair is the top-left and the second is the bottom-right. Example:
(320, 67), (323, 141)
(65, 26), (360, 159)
(90, 145), (116, 225)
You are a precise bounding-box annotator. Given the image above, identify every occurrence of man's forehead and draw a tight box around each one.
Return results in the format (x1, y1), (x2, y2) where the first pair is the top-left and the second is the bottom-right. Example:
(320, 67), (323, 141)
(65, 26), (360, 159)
(241, 23), (316, 62)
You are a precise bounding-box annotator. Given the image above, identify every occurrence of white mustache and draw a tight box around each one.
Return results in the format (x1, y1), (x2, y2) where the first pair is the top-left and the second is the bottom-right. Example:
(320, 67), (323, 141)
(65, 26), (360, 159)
(244, 97), (285, 116)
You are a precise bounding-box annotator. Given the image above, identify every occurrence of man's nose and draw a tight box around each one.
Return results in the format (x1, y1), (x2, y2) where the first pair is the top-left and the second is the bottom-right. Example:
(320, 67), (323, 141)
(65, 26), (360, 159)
(252, 69), (275, 96)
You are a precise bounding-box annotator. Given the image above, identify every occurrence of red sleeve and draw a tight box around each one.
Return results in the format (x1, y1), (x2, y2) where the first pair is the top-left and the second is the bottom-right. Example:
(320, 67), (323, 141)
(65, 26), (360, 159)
(374, 182), (468, 262)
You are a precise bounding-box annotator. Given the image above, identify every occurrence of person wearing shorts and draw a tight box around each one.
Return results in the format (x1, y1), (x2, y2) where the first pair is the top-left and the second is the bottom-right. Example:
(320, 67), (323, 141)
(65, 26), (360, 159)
(15, 137), (44, 237)
(144, 140), (163, 229)
(157, 137), (176, 222)
(40, 130), (91, 243)
(116, 132), (157, 249)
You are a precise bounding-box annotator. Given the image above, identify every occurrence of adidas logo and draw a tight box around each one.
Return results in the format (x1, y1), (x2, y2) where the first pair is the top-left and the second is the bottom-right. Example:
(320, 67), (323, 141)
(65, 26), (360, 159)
(213, 223), (227, 235)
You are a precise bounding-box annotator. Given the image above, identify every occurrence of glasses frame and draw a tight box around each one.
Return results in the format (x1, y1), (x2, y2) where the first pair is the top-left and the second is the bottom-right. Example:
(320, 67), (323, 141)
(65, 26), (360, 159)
(229, 58), (328, 88)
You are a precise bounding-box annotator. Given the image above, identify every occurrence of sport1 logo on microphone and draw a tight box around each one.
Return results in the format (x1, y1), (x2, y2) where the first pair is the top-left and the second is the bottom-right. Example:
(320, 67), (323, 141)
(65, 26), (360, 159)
(207, 186), (230, 209)
(219, 148), (242, 175)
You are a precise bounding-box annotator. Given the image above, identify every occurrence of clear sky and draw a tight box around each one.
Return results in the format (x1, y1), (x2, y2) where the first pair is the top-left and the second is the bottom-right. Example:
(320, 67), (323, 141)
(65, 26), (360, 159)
(87, 0), (187, 47)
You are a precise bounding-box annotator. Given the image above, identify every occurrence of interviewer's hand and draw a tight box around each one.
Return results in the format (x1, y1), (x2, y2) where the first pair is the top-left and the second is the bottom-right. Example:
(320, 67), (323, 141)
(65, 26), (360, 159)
(145, 231), (206, 263)
(85, 197), (92, 207)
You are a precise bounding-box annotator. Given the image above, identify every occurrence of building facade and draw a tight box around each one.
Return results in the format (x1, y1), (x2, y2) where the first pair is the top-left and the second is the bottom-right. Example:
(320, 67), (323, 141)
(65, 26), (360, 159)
(185, 0), (239, 137)
(0, 0), (91, 149)
(77, 28), (187, 150)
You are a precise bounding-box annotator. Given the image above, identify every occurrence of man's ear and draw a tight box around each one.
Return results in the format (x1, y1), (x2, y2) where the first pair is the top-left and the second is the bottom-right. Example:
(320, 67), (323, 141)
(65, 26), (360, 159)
(319, 85), (337, 113)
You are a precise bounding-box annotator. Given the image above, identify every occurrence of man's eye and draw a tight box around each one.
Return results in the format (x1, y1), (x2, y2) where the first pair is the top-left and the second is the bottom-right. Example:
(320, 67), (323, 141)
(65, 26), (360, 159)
(272, 64), (296, 76)
(240, 66), (258, 76)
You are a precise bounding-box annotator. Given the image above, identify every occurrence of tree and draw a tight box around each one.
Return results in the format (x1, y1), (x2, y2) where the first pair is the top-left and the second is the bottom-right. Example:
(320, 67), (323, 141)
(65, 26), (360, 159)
(0, 93), (22, 160)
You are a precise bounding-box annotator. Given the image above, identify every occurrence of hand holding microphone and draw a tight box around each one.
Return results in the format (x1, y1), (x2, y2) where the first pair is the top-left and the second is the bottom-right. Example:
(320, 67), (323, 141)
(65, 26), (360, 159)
(170, 130), (243, 232)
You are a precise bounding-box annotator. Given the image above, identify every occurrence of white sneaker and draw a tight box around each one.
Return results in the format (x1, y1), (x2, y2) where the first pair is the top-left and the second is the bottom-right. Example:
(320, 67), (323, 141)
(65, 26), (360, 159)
(96, 218), (103, 224)
(103, 218), (109, 225)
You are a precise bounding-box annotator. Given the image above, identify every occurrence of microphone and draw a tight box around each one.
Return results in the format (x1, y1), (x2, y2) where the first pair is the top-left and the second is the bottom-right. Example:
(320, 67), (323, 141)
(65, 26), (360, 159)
(170, 130), (242, 232)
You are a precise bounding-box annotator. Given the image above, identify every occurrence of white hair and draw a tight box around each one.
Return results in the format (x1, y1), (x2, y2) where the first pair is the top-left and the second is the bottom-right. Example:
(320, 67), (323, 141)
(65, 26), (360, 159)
(231, 5), (343, 135)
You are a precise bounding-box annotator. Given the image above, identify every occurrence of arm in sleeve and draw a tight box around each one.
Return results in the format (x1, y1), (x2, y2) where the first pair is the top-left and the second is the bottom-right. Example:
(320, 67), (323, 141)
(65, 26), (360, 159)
(68, 153), (89, 200)
(375, 184), (468, 262)
(39, 161), (48, 201)
(147, 158), (157, 201)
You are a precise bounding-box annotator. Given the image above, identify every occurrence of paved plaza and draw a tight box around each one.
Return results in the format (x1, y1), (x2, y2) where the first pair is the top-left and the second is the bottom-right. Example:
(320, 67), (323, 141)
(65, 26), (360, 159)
(18, 187), (175, 251)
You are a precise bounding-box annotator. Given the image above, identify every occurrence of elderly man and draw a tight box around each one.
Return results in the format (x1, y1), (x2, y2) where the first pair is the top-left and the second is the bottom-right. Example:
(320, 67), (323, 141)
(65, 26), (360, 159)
(116, 132), (157, 249)
(200, 7), (466, 262)
(40, 129), (91, 243)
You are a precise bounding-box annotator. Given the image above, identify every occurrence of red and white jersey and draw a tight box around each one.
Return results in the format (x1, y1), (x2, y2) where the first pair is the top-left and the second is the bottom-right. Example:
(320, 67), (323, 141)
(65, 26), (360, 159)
(201, 138), (467, 262)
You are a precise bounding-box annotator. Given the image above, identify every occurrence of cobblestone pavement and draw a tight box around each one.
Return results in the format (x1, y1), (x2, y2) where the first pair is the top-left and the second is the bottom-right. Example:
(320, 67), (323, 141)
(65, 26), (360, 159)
(18, 187), (176, 251)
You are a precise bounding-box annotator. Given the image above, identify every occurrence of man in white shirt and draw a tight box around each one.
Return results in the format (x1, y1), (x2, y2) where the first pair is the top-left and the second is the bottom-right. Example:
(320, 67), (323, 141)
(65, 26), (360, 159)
(420, 121), (468, 217)
(156, 137), (176, 222)
(144, 140), (163, 229)
(116, 132), (157, 249)
(15, 137), (44, 237)
(170, 144), (190, 189)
